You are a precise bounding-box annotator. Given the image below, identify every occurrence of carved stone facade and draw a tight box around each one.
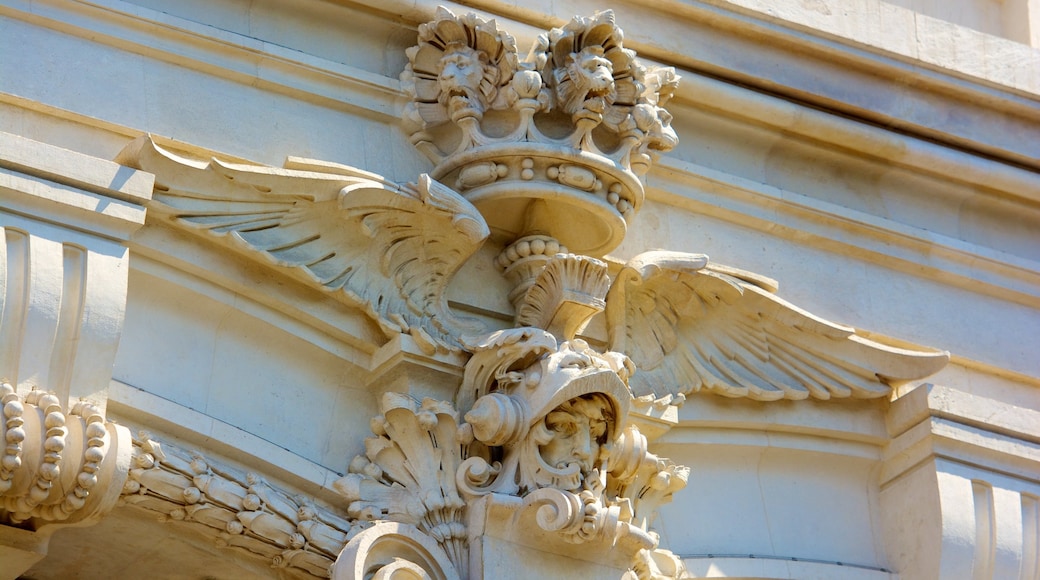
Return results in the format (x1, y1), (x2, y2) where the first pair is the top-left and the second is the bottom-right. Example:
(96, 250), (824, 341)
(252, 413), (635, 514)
(1, 1), (1038, 579)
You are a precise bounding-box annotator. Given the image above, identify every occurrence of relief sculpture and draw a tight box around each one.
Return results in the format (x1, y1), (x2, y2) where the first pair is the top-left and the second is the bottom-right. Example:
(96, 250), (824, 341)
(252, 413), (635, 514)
(104, 7), (950, 579)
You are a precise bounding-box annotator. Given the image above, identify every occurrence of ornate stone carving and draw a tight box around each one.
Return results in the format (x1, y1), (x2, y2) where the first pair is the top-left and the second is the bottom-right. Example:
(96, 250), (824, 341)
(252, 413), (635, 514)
(332, 522), (460, 580)
(334, 394), (468, 577)
(0, 383), (131, 529)
(402, 8), (680, 256)
(402, 7), (518, 131)
(333, 328), (687, 579)
(120, 432), (365, 578)
(103, 10), (953, 580)
(116, 137), (490, 353)
(605, 251), (950, 401)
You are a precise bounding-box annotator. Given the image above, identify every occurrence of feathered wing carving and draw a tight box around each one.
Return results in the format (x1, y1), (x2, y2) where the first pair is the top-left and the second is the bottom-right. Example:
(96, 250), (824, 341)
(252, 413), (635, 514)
(117, 136), (490, 351)
(605, 251), (950, 401)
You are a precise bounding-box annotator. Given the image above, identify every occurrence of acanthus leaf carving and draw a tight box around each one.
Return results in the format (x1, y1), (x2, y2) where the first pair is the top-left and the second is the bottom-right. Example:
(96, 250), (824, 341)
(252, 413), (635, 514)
(115, 137), (490, 353)
(333, 327), (689, 579)
(334, 393), (469, 578)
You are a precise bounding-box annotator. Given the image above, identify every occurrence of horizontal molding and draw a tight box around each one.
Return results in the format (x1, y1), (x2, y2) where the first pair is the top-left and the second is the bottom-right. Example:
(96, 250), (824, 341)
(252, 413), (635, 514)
(0, 131), (151, 241)
(671, 73), (1040, 207)
(681, 555), (892, 578)
(888, 383), (1040, 444)
(657, 425), (883, 460)
(881, 417), (1040, 486)
(418, 0), (1040, 168)
(129, 228), (385, 366)
(4, 0), (1035, 181)
(0, 0), (404, 121)
(649, 157), (1040, 310)
(108, 379), (345, 506)
(0, 130), (151, 204)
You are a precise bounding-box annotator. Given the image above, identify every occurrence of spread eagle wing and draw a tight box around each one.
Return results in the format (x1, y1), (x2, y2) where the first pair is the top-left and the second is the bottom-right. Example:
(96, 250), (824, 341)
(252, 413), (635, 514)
(117, 136), (490, 351)
(605, 251), (949, 401)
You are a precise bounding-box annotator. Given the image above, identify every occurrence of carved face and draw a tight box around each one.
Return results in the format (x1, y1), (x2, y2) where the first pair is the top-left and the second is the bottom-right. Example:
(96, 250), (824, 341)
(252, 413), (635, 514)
(567, 48), (614, 96)
(539, 394), (613, 473)
(437, 45), (489, 104)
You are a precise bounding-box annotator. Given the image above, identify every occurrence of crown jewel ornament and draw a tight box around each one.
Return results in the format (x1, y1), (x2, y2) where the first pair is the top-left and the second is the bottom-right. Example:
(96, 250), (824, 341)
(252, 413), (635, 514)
(402, 8), (680, 256)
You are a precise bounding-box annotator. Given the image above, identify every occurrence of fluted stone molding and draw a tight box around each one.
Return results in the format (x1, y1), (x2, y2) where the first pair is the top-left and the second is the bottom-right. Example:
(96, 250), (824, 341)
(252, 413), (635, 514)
(0, 132), (150, 576)
(881, 383), (1040, 580)
(0, 132), (151, 414)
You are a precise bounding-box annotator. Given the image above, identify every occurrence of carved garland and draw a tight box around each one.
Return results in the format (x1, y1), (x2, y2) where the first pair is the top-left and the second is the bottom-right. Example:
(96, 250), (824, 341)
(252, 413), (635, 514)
(120, 433), (365, 578)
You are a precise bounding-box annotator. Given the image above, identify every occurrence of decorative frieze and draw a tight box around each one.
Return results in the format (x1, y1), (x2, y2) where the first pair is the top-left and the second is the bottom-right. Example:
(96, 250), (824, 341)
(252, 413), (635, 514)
(120, 432), (365, 578)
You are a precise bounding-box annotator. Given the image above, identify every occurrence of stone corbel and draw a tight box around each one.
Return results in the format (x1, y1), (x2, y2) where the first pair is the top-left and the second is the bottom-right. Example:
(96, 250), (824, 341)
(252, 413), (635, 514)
(0, 132), (151, 576)
(0, 384), (133, 577)
(0, 132), (151, 414)
(880, 382), (1040, 579)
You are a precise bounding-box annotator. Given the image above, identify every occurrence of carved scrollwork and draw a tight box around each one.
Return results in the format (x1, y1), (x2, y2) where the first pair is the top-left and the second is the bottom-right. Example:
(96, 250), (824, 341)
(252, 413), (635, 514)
(332, 522), (460, 580)
(328, 326), (689, 579)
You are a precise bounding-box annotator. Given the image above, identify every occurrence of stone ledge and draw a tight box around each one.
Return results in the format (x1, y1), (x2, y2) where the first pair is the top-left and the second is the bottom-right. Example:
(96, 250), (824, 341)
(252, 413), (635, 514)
(681, 554), (894, 579)
(107, 379), (347, 507)
(0, 131), (151, 241)
(3, 0), (1037, 169)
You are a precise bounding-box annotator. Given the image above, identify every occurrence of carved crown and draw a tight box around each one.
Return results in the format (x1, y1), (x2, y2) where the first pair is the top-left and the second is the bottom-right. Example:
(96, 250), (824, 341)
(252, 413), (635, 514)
(402, 8), (680, 256)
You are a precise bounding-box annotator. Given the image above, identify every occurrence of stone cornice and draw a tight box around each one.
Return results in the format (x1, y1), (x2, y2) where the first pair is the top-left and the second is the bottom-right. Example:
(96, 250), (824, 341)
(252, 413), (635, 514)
(3, 0), (1037, 169)
(0, 131), (151, 241)
(0, 0), (403, 122)
(402, 0), (1040, 168)
(645, 156), (1040, 311)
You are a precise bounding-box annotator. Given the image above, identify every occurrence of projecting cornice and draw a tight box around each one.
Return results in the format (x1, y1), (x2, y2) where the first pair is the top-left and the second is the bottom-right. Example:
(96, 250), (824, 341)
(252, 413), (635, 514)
(3, 0), (1037, 168)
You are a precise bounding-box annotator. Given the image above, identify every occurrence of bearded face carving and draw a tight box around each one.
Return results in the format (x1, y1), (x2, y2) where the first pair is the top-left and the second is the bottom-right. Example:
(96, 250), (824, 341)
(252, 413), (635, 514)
(538, 393), (614, 474)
